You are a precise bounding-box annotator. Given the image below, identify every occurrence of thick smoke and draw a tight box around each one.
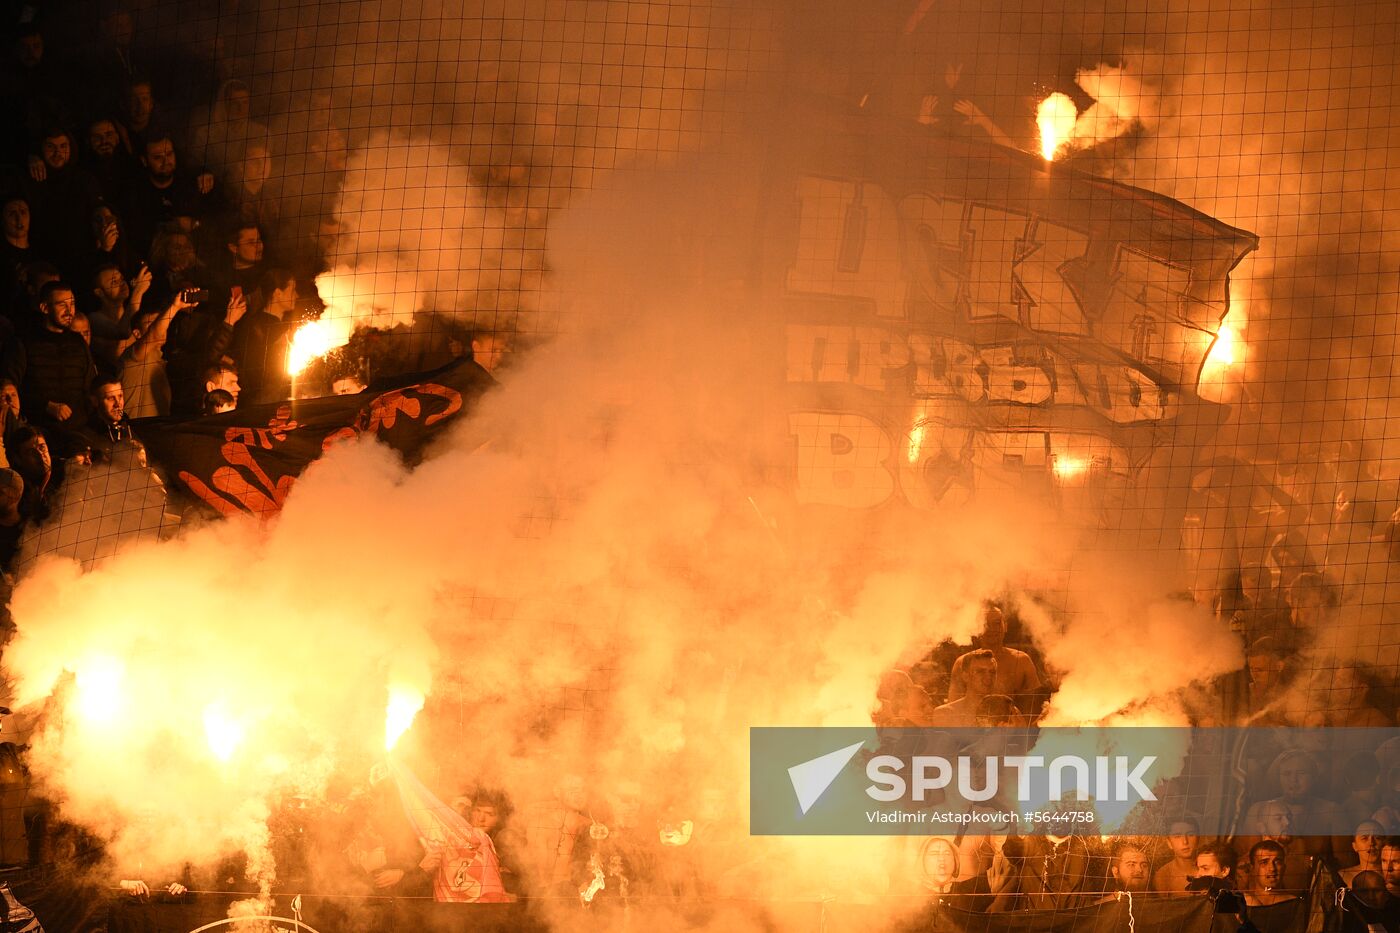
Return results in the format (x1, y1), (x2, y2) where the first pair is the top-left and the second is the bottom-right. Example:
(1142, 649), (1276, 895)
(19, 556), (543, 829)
(1091, 1), (1400, 666)
(5, 0), (1362, 921)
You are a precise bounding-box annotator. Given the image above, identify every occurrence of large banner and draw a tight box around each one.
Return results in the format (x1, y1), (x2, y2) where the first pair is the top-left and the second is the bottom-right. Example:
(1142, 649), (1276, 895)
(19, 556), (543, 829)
(138, 360), (494, 518)
(762, 104), (1259, 516)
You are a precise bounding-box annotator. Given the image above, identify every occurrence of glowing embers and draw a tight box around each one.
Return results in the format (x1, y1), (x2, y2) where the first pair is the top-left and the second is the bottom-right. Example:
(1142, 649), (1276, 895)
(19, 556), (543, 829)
(1036, 93), (1078, 160)
(384, 684), (425, 751)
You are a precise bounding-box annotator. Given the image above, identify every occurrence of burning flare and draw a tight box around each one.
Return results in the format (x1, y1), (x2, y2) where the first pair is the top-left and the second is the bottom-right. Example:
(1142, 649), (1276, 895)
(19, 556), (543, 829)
(1037, 93), (1078, 160)
(74, 655), (126, 724)
(1200, 306), (1244, 384)
(907, 423), (925, 465)
(286, 318), (354, 378)
(384, 684), (425, 751)
(202, 703), (245, 762)
(1051, 454), (1089, 481)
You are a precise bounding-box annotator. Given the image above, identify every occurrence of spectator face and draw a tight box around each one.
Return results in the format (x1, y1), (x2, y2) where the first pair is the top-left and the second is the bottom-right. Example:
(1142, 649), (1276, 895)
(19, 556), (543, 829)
(2, 200), (29, 243)
(1259, 800), (1292, 840)
(41, 134), (71, 171)
(266, 279), (298, 317)
(96, 383), (124, 423)
(922, 838), (959, 887)
(1194, 852), (1228, 879)
(226, 86), (251, 122)
(1113, 848), (1150, 892)
(1382, 845), (1400, 889)
(1277, 758), (1315, 799)
(127, 83), (154, 129)
(89, 120), (121, 158)
(980, 607), (1006, 648)
(95, 267), (128, 304)
(229, 228), (263, 267)
(144, 138), (176, 180)
(0, 383), (19, 418)
(1251, 849), (1283, 890)
(71, 313), (91, 345)
(470, 804), (500, 833)
(17, 33), (42, 69)
(92, 205), (120, 239)
(164, 234), (196, 273)
(1355, 821), (1384, 865)
(207, 370), (240, 401)
(41, 289), (76, 331)
(18, 434), (50, 475)
(965, 657), (997, 697)
(1167, 823), (1198, 859)
(470, 333), (508, 374)
(332, 376), (365, 396)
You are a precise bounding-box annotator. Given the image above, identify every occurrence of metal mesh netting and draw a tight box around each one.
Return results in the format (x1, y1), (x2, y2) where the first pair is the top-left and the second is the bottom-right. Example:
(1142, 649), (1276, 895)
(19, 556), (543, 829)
(0, 0), (1396, 929)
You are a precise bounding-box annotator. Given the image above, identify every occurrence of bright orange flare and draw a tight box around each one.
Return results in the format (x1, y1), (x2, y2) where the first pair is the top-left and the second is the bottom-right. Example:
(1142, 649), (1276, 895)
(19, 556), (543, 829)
(286, 318), (354, 377)
(202, 703), (244, 762)
(1037, 93), (1078, 160)
(384, 685), (425, 751)
(74, 655), (126, 724)
(907, 424), (925, 465)
(1200, 309), (1244, 384)
(1052, 455), (1089, 481)
(1206, 322), (1236, 367)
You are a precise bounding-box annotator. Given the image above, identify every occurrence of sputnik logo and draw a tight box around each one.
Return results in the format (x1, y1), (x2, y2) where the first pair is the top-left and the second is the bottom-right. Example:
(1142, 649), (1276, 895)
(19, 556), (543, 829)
(787, 741), (865, 815)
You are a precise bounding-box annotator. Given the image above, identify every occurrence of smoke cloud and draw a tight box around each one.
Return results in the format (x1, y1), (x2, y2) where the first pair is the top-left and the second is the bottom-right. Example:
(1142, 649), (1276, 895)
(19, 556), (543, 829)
(8, 0), (1387, 922)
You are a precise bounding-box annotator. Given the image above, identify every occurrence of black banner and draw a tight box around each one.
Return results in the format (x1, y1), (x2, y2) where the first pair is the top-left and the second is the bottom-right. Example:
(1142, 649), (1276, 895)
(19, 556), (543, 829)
(137, 360), (495, 519)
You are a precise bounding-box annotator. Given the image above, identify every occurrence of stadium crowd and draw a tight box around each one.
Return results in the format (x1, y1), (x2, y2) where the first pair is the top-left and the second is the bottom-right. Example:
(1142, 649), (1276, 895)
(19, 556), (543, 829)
(862, 594), (1399, 927)
(0, 5), (1390, 930)
(0, 8), (509, 571)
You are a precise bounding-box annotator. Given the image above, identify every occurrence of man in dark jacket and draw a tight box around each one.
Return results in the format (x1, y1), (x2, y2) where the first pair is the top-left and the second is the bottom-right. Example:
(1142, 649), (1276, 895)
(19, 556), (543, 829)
(24, 128), (103, 271)
(12, 282), (94, 453)
(78, 375), (136, 463)
(122, 132), (217, 256)
(229, 268), (296, 403)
